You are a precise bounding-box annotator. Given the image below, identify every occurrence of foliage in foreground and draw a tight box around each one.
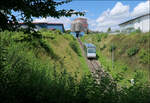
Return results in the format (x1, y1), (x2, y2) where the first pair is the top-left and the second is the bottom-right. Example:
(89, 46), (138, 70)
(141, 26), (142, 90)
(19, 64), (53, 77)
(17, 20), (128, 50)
(0, 51), (149, 103)
(0, 0), (84, 31)
(0, 31), (150, 103)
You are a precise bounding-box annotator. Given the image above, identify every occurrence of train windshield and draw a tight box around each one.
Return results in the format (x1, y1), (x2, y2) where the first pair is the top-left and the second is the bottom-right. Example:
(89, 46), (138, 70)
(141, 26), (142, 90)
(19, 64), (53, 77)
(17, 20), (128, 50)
(88, 48), (96, 53)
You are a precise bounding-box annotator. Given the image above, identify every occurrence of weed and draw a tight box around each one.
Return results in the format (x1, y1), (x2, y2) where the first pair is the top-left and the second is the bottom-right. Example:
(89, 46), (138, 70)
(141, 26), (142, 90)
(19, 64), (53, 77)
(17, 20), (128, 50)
(127, 47), (139, 57)
(138, 35), (147, 43)
(69, 41), (81, 56)
(1, 31), (150, 103)
(139, 49), (150, 64)
(109, 44), (116, 52)
(100, 44), (106, 50)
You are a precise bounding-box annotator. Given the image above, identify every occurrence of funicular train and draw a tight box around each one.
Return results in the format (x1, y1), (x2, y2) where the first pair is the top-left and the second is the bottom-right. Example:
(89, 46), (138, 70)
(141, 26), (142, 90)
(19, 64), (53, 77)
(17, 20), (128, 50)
(84, 43), (96, 59)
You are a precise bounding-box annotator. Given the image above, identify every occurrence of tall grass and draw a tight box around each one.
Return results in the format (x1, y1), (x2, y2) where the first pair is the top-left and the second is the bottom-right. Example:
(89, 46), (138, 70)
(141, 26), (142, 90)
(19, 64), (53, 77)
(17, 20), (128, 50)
(0, 31), (150, 103)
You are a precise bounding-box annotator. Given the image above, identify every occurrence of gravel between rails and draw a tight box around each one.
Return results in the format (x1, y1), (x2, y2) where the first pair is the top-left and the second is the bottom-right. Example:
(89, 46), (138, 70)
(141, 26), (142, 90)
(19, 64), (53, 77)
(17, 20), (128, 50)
(77, 38), (113, 81)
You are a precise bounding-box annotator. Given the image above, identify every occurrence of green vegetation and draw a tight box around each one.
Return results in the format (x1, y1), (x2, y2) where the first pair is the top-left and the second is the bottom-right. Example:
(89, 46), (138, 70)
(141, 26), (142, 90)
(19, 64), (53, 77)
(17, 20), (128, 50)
(0, 30), (89, 76)
(127, 47), (139, 57)
(109, 44), (117, 52)
(81, 32), (150, 85)
(139, 49), (150, 64)
(0, 30), (150, 103)
(69, 41), (81, 56)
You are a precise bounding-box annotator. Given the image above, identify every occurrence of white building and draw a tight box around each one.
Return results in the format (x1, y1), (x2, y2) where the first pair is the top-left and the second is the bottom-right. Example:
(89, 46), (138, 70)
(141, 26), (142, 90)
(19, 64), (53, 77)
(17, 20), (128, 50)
(119, 14), (150, 33)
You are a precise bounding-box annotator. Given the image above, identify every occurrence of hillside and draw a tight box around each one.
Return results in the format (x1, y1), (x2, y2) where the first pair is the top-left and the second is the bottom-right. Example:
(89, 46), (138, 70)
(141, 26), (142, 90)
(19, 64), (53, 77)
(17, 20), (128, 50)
(39, 29), (89, 75)
(0, 30), (150, 103)
(81, 32), (150, 85)
(0, 30), (89, 77)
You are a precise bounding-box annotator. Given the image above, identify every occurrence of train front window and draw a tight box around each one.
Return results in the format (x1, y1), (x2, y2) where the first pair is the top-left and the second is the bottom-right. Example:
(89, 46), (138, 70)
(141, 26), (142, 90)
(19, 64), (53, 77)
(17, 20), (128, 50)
(88, 48), (96, 53)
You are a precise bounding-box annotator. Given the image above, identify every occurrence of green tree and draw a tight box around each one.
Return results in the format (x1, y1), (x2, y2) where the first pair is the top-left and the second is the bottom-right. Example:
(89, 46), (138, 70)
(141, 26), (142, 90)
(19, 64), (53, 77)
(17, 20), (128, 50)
(0, 0), (84, 31)
(107, 27), (111, 32)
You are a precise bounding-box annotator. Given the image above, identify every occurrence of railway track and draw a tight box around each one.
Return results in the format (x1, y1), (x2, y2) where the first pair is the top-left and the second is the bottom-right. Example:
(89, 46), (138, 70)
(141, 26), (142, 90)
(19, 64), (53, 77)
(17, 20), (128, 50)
(77, 38), (106, 79)
(78, 37), (116, 89)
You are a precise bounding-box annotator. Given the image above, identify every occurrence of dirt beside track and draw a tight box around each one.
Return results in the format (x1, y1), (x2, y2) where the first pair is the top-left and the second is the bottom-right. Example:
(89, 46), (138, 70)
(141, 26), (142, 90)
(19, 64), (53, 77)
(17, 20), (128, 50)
(77, 38), (113, 81)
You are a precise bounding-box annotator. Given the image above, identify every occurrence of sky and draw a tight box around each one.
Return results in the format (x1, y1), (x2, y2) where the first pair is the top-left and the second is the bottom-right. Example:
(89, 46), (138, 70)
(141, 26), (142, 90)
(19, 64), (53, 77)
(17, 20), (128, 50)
(33, 0), (150, 32)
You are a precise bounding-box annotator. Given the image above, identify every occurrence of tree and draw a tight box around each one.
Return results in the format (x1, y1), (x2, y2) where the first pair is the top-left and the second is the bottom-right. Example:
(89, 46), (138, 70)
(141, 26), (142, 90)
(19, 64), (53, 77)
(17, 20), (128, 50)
(107, 27), (111, 33)
(0, 0), (84, 31)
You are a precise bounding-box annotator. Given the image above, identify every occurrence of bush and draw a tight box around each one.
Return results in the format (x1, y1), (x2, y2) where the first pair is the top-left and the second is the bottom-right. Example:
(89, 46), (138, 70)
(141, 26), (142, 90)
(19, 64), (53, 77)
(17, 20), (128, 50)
(139, 49), (150, 64)
(96, 34), (101, 42)
(127, 47), (139, 57)
(130, 29), (141, 35)
(138, 35), (147, 43)
(100, 44), (106, 50)
(69, 41), (81, 56)
(1, 31), (150, 103)
(101, 33), (108, 38)
(64, 34), (74, 41)
(109, 44), (116, 52)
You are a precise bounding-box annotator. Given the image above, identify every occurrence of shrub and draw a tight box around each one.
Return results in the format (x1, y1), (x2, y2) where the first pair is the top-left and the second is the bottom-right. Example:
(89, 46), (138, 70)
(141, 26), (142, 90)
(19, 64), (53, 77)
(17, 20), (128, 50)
(130, 29), (141, 35)
(127, 47), (139, 57)
(109, 44), (116, 52)
(139, 49), (150, 64)
(100, 44), (106, 50)
(96, 34), (101, 42)
(64, 34), (74, 41)
(138, 35), (147, 43)
(101, 33), (108, 38)
(122, 66), (128, 71)
(69, 41), (81, 56)
(1, 31), (150, 103)
(54, 30), (62, 35)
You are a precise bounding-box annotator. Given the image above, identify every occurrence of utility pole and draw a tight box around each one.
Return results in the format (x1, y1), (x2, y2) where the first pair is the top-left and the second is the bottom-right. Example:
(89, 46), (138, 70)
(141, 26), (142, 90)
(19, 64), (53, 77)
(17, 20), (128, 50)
(111, 43), (114, 69)
(112, 48), (114, 69)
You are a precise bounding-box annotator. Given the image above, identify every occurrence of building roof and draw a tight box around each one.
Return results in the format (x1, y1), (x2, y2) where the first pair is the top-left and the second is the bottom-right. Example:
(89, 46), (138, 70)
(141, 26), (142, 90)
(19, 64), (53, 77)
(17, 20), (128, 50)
(19, 22), (64, 25)
(119, 13), (150, 26)
(74, 18), (87, 21)
(19, 22), (65, 32)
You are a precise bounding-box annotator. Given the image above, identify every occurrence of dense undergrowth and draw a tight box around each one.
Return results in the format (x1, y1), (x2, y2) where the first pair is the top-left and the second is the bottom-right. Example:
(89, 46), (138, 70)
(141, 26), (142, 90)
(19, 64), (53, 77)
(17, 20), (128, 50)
(81, 32), (150, 85)
(0, 30), (150, 103)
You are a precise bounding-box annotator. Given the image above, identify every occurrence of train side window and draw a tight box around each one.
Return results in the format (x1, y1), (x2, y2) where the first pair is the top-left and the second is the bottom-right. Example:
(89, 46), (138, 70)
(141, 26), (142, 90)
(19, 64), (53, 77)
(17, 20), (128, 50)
(88, 48), (96, 53)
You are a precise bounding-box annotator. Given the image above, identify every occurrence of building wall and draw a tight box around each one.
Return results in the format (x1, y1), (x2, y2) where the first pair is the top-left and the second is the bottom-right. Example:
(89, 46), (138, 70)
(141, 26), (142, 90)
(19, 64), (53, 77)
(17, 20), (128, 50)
(47, 24), (64, 32)
(120, 15), (150, 33)
(20, 23), (65, 32)
(141, 15), (150, 32)
(71, 18), (88, 33)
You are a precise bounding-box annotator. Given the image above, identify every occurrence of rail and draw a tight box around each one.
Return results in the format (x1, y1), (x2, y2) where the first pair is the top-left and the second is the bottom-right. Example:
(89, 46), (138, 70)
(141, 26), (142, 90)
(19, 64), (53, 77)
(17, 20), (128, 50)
(77, 38), (113, 81)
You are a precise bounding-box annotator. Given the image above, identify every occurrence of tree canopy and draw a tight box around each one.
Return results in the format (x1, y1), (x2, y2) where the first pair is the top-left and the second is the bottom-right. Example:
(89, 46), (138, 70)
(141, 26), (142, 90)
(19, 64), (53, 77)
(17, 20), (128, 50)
(0, 0), (84, 31)
(107, 27), (111, 33)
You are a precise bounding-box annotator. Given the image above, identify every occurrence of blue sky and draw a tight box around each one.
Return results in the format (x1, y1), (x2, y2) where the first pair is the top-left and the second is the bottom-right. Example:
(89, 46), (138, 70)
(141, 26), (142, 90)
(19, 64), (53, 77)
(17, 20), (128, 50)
(58, 0), (142, 19)
(33, 0), (149, 31)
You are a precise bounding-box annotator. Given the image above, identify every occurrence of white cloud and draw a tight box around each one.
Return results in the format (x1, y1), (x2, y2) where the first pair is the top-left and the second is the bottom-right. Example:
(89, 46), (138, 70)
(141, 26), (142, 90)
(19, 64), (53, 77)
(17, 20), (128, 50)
(91, 1), (149, 32)
(94, 2), (129, 32)
(33, 1), (150, 32)
(96, 2), (129, 23)
(131, 1), (150, 17)
(110, 2), (129, 17)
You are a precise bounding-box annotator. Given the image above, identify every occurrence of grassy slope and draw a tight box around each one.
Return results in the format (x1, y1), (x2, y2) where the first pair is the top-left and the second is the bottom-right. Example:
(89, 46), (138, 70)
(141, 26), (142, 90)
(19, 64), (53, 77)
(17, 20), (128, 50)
(1, 30), (89, 77)
(81, 32), (150, 85)
(43, 31), (89, 75)
(1, 31), (150, 103)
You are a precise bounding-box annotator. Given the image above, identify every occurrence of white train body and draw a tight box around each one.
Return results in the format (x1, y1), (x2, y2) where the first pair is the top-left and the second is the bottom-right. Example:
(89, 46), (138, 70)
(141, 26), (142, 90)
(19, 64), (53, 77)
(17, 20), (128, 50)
(84, 43), (96, 59)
